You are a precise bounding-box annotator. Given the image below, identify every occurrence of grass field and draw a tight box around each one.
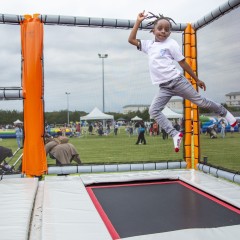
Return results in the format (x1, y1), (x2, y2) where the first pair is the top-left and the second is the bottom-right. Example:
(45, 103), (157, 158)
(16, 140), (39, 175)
(200, 132), (240, 171)
(1, 127), (240, 171)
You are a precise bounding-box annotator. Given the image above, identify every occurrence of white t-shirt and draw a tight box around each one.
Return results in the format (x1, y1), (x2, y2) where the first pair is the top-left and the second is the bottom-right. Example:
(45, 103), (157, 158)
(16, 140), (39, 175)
(139, 38), (185, 85)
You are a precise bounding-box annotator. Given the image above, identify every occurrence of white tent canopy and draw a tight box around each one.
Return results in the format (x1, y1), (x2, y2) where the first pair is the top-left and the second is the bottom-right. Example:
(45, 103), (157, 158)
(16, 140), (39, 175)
(131, 116), (142, 121)
(162, 106), (183, 118)
(80, 107), (114, 121)
(151, 106), (183, 119)
(13, 119), (23, 125)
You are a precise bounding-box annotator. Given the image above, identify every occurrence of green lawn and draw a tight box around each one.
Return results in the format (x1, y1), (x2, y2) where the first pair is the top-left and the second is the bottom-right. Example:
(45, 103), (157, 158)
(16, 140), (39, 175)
(1, 127), (239, 171)
(200, 133), (240, 171)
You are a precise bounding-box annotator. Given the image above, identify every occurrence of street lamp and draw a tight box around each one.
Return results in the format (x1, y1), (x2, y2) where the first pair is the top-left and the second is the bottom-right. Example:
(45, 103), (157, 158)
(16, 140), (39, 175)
(98, 53), (108, 112)
(65, 92), (70, 125)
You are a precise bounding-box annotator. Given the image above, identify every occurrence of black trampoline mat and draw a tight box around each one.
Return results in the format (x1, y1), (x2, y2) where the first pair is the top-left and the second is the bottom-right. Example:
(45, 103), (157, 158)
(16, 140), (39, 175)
(87, 180), (240, 238)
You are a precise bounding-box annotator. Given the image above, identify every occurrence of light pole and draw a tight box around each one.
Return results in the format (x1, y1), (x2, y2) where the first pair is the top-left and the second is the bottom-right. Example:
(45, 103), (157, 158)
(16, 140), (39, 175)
(98, 53), (108, 112)
(65, 92), (70, 125)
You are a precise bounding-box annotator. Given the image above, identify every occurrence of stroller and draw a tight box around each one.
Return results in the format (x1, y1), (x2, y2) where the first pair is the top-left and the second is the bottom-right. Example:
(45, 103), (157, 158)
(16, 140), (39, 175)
(0, 146), (23, 178)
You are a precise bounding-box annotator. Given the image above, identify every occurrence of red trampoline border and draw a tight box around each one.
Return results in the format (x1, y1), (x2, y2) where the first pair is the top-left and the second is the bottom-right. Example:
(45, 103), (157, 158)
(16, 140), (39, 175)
(86, 187), (120, 239)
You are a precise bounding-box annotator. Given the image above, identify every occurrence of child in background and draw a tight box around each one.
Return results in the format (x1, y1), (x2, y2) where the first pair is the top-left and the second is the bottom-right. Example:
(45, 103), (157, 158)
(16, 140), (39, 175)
(136, 121), (146, 145)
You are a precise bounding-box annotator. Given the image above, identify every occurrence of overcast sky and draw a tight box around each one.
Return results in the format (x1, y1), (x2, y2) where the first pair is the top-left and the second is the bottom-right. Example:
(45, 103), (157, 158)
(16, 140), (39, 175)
(1, 0), (239, 113)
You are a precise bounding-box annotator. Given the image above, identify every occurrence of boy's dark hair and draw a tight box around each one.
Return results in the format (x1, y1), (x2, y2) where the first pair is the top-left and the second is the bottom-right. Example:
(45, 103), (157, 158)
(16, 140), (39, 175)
(146, 12), (176, 31)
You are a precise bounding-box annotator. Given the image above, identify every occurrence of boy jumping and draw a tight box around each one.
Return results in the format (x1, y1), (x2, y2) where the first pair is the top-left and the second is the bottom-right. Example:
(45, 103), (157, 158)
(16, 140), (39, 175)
(128, 11), (237, 152)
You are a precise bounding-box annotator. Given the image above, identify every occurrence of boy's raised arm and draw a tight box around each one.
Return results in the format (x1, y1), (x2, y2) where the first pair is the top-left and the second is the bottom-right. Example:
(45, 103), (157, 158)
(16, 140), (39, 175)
(128, 11), (147, 47)
(178, 59), (206, 91)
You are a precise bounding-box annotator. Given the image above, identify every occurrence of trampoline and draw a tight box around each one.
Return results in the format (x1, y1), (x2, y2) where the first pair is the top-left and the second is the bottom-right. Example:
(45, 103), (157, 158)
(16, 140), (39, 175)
(87, 180), (240, 239)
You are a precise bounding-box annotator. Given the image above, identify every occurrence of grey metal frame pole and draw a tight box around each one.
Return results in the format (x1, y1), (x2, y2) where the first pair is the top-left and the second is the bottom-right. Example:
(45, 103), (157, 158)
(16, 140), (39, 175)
(102, 57), (104, 113)
(0, 13), (187, 31)
(0, 87), (23, 100)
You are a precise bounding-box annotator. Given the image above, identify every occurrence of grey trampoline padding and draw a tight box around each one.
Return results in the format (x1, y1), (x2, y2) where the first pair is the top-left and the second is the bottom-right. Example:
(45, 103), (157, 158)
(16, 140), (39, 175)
(42, 176), (112, 240)
(0, 178), (39, 240)
(90, 181), (240, 238)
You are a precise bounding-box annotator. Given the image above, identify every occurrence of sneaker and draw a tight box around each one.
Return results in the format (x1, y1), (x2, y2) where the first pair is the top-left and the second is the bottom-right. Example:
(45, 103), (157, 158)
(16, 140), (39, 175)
(225, 111), (237, 127)
(173, 132), (183, 152)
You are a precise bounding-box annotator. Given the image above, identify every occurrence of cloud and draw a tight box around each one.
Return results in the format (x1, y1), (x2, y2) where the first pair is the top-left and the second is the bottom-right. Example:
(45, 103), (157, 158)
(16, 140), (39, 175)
(197, 8), (240, 103)
(42, 26), (155, 112)
(0, 0), (238, 113)
(0, 25), (21, 86)
(1, 0), (227, 22)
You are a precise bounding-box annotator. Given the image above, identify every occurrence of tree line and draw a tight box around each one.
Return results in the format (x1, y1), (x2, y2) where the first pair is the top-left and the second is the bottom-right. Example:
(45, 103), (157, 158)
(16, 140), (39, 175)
(0, 109), (151, 125)
(1, 104), (238, 125)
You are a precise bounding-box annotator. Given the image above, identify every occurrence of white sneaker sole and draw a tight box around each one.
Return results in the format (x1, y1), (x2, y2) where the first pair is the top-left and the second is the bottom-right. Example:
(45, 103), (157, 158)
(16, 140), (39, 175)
(175, 133), (183, 152)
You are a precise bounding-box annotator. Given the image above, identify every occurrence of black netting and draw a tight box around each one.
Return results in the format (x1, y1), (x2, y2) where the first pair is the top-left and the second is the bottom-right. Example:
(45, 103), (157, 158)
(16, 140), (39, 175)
(197, 7), (240, 171)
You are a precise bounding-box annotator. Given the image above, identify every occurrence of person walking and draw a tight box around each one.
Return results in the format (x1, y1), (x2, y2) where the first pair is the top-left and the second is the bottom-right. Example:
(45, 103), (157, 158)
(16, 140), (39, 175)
(136, 121), (146, 145)
(220, 121), (226, 138)
(114, 122), (119, 136)
(76, 123), (81, 137)
(15, 124), (23, 148)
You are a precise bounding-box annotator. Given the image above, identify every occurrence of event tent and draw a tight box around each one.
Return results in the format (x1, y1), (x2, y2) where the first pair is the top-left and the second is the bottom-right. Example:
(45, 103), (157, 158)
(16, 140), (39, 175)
(151, 106), (183, 119)
(163, 106), (183, 118)
(13, 119), (23, 125)
(80, 107), (114, 121)
(131, 116), (142, 121)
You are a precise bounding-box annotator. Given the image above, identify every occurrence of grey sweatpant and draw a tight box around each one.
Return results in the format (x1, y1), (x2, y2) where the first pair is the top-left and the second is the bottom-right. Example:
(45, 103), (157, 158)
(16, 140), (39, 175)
(149, 75), (227, 137)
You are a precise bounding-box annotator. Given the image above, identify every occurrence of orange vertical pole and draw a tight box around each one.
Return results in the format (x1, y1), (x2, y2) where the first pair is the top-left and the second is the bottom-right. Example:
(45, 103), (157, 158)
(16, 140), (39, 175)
(21, 14), (47, 176)
(183, 24), (200, 169)
(183, 24), (192, 169)
(190, 27), (200, 169)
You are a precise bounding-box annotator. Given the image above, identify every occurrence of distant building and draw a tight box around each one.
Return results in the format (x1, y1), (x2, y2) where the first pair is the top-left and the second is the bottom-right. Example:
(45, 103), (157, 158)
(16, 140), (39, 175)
(225, 92), (240, 107)
(123, 99), (183, 114)
(122, 104), (149, 114)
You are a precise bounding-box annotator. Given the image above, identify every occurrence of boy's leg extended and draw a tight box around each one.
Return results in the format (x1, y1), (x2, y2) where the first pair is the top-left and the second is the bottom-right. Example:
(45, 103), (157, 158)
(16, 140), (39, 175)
(175, 76), (227, 116)
(149, 88), (178, 137)
(175, 76), (237, 127)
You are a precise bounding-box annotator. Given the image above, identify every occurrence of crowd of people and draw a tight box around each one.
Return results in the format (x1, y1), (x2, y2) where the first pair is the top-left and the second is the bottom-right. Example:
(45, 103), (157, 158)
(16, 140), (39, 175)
(43, 119), (184, 149)
(1, 115), (238, 169)
(1, 116), (238, 144)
